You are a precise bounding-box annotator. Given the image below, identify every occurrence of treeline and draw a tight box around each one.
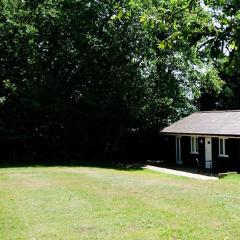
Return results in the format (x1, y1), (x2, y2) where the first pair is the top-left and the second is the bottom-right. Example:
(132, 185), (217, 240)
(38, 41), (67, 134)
(0, 0), (239, 163)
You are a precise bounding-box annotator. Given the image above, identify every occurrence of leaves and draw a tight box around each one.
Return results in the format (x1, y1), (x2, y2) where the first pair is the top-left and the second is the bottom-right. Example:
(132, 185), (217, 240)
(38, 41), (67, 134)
(0, 0), (227, 156)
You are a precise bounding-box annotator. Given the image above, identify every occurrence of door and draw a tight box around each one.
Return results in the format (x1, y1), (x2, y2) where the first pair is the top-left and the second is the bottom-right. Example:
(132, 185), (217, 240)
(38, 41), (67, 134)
(205, 137), (212, 168)
(176, 136), (182, 165)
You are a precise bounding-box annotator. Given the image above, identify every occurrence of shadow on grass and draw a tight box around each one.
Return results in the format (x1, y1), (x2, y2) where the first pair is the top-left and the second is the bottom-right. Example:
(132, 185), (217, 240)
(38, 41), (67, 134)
(0, 160), (145, 171)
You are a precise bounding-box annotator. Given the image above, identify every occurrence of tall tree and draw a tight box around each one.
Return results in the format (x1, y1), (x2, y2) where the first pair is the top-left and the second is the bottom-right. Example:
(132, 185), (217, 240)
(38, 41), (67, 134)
(198, 0), (240, 110)
(0, 0), (224, 160)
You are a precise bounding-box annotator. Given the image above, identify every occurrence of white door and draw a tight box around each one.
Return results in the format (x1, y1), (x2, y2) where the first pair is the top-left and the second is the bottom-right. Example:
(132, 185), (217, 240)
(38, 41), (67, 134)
(205, 137), (212, 168)
(176, 136), (182, 165)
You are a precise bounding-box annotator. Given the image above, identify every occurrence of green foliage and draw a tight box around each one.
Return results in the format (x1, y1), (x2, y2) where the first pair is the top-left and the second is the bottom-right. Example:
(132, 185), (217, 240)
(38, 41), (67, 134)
(197, 0), (240, 109)
(0, 0), (226, 156)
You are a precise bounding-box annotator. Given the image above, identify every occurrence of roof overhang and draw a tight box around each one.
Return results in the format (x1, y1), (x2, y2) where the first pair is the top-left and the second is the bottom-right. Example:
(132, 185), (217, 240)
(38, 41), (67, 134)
(160, 111), (240, 137)
(160, 132), (240, 139)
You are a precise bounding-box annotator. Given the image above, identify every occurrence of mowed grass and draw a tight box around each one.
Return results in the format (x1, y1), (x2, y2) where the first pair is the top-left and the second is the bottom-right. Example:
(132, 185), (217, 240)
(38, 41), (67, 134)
(1, 167), (240, 240)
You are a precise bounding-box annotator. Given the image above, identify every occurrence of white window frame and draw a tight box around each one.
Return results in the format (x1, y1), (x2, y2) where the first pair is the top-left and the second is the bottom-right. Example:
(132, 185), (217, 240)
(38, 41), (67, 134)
(219, 138), (228, 157)
(191, 136), (199, 154)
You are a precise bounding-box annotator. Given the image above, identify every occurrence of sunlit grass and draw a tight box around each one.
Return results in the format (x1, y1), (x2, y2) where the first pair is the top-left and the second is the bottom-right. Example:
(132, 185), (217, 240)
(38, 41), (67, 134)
(0, 166), (240, 239)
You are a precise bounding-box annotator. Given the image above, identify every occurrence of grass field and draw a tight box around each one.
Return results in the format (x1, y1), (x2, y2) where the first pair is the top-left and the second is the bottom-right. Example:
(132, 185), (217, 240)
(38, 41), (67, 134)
(1, 166), (240, 240)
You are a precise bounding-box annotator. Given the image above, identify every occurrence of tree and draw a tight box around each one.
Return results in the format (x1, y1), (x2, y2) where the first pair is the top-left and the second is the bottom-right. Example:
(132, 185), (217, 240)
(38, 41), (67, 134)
(0, 0), (224, 161)
(198, 0), (240, 110)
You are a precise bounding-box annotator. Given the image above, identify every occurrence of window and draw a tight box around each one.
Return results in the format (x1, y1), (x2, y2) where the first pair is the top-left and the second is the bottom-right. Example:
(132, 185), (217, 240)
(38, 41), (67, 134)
(219, 138), (228, 157)
(191, 136), (198, 153)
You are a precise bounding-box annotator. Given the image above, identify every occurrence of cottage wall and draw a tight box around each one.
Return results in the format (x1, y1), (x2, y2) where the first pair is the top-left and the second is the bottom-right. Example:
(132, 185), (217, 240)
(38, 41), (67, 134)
(214, 138), (240, 171)
(159, 135), (175, 163)
(161, 134), (240, 172)
(181, 136), (240, 172)
(180, 136), (204, 168)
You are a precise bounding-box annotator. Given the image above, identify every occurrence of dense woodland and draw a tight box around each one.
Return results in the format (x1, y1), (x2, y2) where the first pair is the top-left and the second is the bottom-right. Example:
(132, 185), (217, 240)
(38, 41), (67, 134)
(0, 0), (240, 163)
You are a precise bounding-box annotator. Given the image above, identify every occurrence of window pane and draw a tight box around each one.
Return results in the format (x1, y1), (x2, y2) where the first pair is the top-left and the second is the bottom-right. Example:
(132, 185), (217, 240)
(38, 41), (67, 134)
(192, 137), (195, 152)
(196, 138), (198, 152)
(191, 137), (198, 152)
(220, 139), (223, 155)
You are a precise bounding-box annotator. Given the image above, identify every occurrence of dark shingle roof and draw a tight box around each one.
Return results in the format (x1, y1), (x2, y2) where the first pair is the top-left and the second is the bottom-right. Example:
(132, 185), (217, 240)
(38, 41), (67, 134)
(161, 111), (240, 136)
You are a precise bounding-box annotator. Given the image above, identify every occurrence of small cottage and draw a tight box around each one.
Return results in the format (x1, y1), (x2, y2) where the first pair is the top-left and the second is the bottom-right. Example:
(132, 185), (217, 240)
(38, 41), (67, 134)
(160, 111), (240, 171)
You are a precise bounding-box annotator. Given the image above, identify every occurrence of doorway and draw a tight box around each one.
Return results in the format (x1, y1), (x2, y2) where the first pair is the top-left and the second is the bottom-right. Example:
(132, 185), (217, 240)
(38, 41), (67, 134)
(205, 137), (212, 169)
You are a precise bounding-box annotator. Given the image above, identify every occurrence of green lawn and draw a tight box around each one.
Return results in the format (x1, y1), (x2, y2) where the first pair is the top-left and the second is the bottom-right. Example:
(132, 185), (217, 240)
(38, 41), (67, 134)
(1, 166), (240, 239)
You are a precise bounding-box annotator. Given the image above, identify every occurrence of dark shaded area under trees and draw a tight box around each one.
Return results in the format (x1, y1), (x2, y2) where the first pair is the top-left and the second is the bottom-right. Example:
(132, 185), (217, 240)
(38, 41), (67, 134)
(0, 0), (239, 166)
